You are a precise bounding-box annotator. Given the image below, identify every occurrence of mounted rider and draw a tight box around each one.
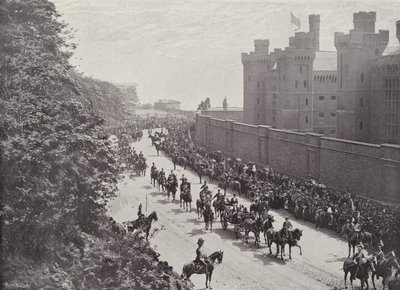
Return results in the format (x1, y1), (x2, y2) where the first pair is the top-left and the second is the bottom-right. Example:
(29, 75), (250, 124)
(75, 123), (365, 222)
(212, 188), (224, 200)
(137, 203), (145, 226)
(341, 219), (354, 238)
(168, 170), (177, 184)
(281, 217), (293, 240)
(352, 243), (367, 276)
(373, 241), (385, 266)
(194, 238), (208, 271)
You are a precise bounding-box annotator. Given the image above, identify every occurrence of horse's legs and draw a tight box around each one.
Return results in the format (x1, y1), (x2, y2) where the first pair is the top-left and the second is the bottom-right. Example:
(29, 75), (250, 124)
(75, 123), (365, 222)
(208, 271), (213, 289)
(289, 245), (292, 259)
(348, 243), (351, 257)
(344, 271), (348, 289)
(295, 244), (302, 256)
(244, 229), (249, 243)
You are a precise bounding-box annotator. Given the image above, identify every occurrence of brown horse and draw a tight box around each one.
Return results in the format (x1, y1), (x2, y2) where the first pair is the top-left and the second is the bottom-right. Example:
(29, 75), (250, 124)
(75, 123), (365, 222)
(124, 211), (158, 241)
(266, 228), (287, 260)
(242, 216), (263, 248)
(203, 203), (214, 232)
(343, 257), (375, 290)
(181, 251), (224, 289)
(282, 228), (303, 260)
(372, 255), (400, 289)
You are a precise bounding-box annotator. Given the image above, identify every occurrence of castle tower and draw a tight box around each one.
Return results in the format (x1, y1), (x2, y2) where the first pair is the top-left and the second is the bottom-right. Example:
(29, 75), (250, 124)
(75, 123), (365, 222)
(335, 11), (389, 142)
(397, 20), (400, 45)
(309, 14), (320, 51)
(242, 39), (274, 125)
(353, 11), (376, 33)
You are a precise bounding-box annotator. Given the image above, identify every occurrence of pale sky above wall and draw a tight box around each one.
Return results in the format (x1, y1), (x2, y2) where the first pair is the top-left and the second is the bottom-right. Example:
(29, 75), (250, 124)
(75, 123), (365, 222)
(52, 0), (400, 109)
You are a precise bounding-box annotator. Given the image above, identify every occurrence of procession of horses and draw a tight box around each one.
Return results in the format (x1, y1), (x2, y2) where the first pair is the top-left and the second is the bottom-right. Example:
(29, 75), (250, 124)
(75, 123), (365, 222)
(110, 115), (400, 290)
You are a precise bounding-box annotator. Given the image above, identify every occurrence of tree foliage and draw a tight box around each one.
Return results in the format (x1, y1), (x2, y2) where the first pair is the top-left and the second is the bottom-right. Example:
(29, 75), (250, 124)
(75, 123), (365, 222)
(0, 0), (119, 260)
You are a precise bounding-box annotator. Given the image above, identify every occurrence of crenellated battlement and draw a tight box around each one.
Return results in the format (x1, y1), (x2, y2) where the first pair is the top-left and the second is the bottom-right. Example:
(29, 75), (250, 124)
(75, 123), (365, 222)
(334, 27), (388, 50)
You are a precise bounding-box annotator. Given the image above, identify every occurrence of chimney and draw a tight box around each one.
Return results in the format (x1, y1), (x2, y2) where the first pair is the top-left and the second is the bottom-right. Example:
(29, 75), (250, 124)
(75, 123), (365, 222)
(309, 14), (320, 51)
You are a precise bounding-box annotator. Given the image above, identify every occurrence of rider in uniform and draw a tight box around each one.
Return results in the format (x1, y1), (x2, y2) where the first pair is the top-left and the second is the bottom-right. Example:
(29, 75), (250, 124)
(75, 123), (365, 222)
(194, 238), (208, 270)
(212, 188), (225, 200)
(374, 241), (385, 266)
(352, 243), (366, 276)
(137, 203), (145, 225)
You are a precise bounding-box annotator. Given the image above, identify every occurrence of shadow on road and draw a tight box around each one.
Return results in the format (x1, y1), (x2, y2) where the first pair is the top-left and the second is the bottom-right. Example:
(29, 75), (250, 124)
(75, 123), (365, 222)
(187, 228), (204, 237)
(186, 218), (203, 225)
(142, 185), (153, 189)
(157, 199), (171, 205)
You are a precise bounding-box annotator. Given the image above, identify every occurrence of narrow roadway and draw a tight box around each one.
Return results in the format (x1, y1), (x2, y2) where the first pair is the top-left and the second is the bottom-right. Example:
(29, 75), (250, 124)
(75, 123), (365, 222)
(108, 132), (376, 290)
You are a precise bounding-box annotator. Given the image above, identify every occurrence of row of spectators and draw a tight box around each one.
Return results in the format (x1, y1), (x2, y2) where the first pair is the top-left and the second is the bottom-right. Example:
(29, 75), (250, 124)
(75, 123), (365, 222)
(157, 116), (400, 254)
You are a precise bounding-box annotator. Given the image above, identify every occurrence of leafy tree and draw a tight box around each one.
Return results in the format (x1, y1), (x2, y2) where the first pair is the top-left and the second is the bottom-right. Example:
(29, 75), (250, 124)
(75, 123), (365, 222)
(0, 0), (119, 261)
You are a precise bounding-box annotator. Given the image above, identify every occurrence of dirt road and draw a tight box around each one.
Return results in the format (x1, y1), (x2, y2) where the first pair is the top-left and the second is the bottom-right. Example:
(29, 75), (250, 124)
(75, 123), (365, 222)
(108, 133), (377, 290)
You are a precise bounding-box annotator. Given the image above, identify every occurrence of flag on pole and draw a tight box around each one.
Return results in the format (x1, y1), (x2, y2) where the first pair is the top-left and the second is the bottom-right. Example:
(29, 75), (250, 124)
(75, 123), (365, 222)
(291, 12), (301, 31)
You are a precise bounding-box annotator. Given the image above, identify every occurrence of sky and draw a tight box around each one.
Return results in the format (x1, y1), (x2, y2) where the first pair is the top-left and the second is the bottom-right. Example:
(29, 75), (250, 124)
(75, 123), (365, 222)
(52, 0), (400, 110)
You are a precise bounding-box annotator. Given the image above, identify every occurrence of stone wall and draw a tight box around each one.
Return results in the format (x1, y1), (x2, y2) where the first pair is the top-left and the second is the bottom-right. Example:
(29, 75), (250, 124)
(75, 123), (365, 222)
(195, 114), (400, 203)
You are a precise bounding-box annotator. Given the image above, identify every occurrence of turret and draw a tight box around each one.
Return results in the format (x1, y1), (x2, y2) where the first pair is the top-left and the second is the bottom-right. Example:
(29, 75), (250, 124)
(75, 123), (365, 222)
(254, 39), (269, 53)
(353, 11), (376, 33)
(309, 14), (320, 51)
(397, 20), (400, 45)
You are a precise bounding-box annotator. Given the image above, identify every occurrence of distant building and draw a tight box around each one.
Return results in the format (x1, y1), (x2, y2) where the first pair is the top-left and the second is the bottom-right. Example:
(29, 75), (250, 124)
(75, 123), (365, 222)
(154, 99), (181, 111)
(242, 15), (338, 137)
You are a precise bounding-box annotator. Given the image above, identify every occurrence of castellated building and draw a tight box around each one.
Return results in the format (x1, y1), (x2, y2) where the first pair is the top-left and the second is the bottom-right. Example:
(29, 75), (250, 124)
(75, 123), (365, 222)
(335, 13), (399, 144)
(242, 15), (338, 136)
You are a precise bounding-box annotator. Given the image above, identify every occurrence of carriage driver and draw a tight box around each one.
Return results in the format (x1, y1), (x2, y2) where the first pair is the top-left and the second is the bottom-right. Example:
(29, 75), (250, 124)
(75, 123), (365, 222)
(281, 217), (293, 239)
(194, 238), (208, 270)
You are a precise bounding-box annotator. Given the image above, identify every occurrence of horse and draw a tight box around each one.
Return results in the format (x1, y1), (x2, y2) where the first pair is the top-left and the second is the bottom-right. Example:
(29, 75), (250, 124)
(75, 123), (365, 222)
(151, 169), (158, 187)
(203, 203), (214, 232)
(124, 211), (158, 241)
(242, 216), (263, 248)
(154, 142), (162, 156)
(181, 250), (224, 289)
(266, 228), (287, 260)
(212, 198), (225, 218)
(345, 231), (374, 257)
(158, 174), (167, 192)
(372, 255), (400, 289)
(196, 199), (205, 219)
(282, 228), (303, 260)
(136, 159), (147, 176)
(166, 178), (177, 201)
(149, 134), (160, 146)
(262, 214), (275, 244)
(343, 256), (375, 290)
(180, 182), (192, 212)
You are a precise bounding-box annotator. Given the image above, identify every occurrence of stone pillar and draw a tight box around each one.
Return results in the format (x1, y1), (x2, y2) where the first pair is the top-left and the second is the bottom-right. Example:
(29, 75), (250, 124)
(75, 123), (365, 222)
(305, 133), (322, 179)
(225, 120), (234, 158)
(258, 125), (271, 165)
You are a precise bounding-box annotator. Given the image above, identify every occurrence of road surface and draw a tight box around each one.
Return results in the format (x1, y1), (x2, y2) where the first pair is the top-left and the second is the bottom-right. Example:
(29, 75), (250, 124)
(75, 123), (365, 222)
(108, 132), (377, 290)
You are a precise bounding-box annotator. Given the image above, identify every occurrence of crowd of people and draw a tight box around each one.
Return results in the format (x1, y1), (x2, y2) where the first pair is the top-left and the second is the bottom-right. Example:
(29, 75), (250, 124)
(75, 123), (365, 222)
(153, 116), (400, 255)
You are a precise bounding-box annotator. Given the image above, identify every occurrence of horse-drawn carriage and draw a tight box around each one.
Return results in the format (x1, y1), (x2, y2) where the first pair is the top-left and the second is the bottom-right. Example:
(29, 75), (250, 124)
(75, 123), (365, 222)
(220, 206), (254, 238)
